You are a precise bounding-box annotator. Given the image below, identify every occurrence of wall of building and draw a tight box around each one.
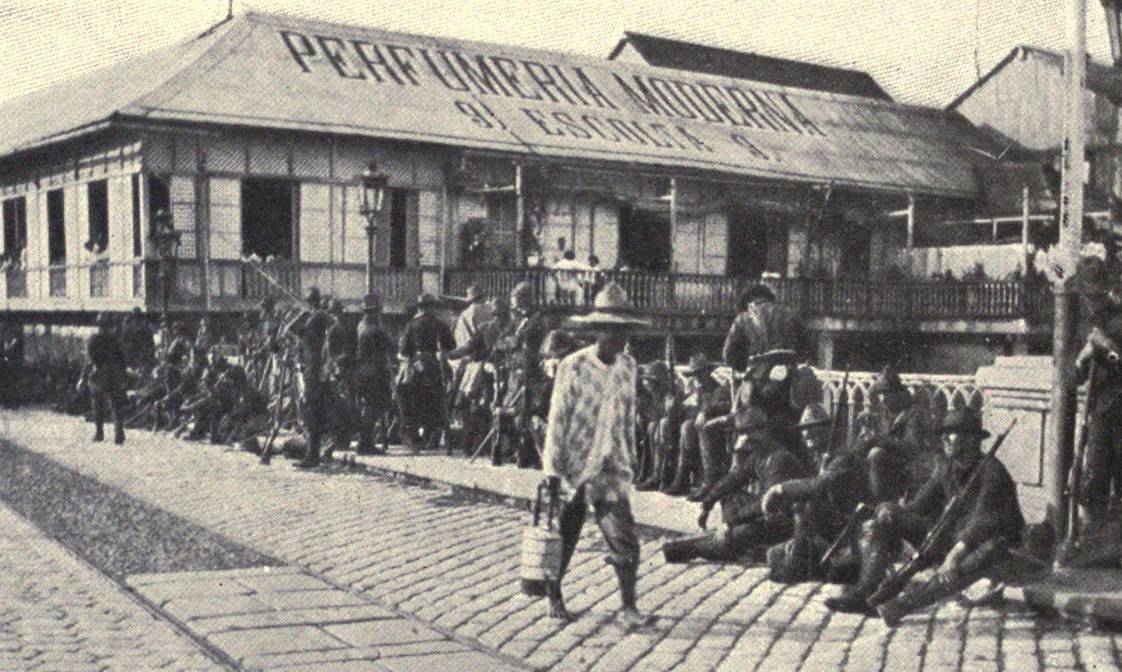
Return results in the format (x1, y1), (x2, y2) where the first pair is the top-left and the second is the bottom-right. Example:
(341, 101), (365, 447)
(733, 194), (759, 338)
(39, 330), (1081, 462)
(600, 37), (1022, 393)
(0, 135), (144, 309)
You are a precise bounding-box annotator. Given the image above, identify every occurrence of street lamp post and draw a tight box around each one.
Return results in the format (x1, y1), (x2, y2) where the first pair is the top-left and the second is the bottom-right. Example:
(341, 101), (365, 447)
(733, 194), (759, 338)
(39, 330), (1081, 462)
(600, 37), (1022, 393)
(358, 163), (389, 295)
(152, 208), (181, 322)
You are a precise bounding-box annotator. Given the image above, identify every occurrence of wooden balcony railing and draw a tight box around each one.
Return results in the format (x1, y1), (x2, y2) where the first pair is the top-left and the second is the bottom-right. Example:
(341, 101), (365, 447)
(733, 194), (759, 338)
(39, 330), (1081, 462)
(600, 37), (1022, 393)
(48, 266), (67, 298)
(444, 268), (1053, 324)
(89, 261), (110, 298)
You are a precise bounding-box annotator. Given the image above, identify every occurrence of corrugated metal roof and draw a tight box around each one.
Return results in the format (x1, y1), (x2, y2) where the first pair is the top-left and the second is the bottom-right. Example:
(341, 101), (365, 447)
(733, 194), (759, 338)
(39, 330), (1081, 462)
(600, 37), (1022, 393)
(0, 12), (977, 198)
(608, 32), (892, 101)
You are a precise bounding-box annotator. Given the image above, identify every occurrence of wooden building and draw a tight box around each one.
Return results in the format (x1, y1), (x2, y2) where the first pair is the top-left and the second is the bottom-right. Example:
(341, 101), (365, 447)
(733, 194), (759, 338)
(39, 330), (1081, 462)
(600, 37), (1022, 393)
(0, 12), (1035, 370)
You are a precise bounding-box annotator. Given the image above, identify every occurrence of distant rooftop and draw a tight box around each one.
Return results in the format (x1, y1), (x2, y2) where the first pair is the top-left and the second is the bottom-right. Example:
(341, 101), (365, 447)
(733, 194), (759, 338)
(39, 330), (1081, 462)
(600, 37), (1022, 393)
(608, 31), (892, 101)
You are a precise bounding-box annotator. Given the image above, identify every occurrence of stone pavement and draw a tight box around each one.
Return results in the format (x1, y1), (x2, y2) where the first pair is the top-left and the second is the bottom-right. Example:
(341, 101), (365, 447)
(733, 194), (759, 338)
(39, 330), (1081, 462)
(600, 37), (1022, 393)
(128, 566), (522, 672)
(4, 409), (1122, 672)
(0, 499), (225, 672)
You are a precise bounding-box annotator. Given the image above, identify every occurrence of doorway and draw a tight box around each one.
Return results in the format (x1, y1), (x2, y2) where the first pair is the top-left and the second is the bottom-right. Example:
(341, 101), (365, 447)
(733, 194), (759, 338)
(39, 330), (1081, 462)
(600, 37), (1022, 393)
(241, 178), (294, 259)
(618, 205), (671, 272)
(726, 207), (770, 278)
(838, 222), (872, 278)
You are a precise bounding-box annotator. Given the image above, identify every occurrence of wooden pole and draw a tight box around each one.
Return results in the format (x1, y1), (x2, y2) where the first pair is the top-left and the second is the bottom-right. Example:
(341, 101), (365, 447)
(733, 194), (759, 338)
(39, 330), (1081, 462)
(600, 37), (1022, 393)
(514, 163), (524, 265)
(1049, 0), (1086, 544)
(1022, 183), (1031, 264)
(906, 194), (916, 249)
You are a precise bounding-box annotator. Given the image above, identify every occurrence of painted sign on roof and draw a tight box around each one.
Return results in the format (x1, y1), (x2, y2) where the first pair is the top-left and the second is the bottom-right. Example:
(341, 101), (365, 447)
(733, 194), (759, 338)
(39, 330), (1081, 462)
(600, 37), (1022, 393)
(0, 12), (977, 197)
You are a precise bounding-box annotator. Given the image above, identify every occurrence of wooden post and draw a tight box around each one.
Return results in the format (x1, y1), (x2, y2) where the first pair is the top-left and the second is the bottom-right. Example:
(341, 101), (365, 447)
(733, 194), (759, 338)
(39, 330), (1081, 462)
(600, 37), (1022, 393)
(514, 163), (524, 266)
(1022, 184), (1031, 263)
(906, 194), (915, 249)
(1050, 0), (1086, 544)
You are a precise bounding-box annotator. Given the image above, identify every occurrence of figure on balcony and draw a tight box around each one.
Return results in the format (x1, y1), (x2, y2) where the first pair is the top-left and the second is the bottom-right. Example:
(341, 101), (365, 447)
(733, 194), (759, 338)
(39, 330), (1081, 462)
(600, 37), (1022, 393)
(397, 293), (455, 452)
(84, 311), (127, 444)
(722, 284), (807, 371)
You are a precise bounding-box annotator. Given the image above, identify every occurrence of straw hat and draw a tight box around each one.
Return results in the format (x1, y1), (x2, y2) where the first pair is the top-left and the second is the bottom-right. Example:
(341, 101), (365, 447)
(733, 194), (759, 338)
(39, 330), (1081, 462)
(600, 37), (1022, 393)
(570, 282), (650, 326)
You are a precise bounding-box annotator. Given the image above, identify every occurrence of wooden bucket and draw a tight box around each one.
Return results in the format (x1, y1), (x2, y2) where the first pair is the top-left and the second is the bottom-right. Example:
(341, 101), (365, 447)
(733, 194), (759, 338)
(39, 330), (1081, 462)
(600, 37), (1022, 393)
(520, 482), (562, 597)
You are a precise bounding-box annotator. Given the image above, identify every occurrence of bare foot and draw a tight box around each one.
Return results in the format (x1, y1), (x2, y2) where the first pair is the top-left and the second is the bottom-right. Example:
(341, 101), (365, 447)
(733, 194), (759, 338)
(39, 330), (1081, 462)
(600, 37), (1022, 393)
(547, 596), (572, 621)
(616, 607), (650, 630)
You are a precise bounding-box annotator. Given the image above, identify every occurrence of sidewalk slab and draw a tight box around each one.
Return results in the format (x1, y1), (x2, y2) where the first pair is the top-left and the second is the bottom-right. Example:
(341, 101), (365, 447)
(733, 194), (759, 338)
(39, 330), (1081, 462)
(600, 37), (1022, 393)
(1020, 568), (1122, 624)
(355, 452), (702, 535)
(129, 564), (526, 671)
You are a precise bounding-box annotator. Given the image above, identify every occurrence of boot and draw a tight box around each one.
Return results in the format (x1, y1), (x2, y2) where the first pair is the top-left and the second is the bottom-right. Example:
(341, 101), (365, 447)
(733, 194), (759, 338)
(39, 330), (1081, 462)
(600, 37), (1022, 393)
(824, 544), (892, 616)
(636, 449), (664, 491)
(663, 445), (695, 496)
(92, 426), (105, 442)
(114, 428), (125, 445)
(662, 536), (704, 564)
(687, 431), (720, 502)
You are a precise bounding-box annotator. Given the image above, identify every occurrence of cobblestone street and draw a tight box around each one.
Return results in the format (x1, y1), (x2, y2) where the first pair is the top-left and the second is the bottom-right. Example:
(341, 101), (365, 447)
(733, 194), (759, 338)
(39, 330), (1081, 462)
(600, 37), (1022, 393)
(0, 500), (224, 672)
(3, 409), (1122, 671)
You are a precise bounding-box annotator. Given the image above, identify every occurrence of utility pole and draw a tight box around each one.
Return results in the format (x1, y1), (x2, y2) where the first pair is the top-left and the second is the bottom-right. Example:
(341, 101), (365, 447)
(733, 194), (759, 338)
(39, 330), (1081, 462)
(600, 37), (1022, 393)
(1048, 0), (1087, 542)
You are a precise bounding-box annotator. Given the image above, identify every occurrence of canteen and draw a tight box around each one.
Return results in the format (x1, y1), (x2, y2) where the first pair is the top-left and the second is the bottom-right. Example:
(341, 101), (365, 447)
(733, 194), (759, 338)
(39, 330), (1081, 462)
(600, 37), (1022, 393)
(520, 481), (563, 597)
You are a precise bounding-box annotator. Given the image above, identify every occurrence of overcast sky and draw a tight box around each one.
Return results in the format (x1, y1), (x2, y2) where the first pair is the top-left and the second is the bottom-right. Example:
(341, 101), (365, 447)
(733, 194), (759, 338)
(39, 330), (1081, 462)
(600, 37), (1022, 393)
(0, 0), (1111, 108)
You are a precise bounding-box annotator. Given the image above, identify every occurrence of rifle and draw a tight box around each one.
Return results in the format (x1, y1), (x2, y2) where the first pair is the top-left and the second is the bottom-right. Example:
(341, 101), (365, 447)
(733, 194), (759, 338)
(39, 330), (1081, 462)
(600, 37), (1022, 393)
(826, 366), (850, 460)
(866, 417), (1018, 608)
(1067, 359), (1096, 543)
(821, 502), (870, 566)
(259, 359), (292, 465)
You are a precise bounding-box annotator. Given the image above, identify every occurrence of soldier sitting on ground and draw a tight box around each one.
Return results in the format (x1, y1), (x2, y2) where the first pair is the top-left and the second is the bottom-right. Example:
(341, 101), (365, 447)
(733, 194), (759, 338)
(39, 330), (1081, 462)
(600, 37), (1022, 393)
(824, 407), (1024, 619)
(855, 366), (926, 502)
(634, 360), (678, 492)
(663, 354), (731, 498)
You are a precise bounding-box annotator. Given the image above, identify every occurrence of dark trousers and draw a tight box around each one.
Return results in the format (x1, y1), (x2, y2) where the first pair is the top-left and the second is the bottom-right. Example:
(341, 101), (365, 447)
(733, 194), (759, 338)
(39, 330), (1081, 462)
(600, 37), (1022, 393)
(557, 486), (640, 581)
(1082, 400), (1122, 514)
(90, 386), (124, 441)
(303, 385), (328, 461)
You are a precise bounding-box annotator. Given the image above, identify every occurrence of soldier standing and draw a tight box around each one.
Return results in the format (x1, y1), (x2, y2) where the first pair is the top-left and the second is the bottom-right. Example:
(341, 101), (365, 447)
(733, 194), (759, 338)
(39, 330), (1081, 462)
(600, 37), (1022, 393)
(453, 284), (490, 349)
(397, 293), (454, 451)
(355, 293), (395, 455)
(85, 312), (128, 444)
(824, 407), (1024, 617)
(722, 284), (807, 369)
(542, 282), (650, 628)
(285, 287), (333, 468)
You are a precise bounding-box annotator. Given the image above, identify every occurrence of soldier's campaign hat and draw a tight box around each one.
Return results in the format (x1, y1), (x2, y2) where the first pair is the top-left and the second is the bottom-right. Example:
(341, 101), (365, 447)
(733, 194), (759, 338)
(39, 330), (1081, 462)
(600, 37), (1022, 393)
(640, 360), (671, 381)
(490, 294), (510, 313)
(362, 293), (382, 313)
(682, 353), (719, 376)
(511, 281), (534, 310)
(305, 287), (322, 305)
(746, 349), (798, 369)
(869, 365), (907, 396)
(935, 407), (990, 438)
(571, 282), (650, 327)
(464, 284), (486, 303)
(737, 283), (776, 310)
(796, 402), (831, 429)
(416, 292), (441, 308)
(541, 329), (578, 359)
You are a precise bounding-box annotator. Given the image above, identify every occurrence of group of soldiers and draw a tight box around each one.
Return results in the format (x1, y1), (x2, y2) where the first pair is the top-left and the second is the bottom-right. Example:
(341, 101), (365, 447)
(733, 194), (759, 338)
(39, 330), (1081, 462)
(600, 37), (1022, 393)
(73, 276), (1055, 626)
